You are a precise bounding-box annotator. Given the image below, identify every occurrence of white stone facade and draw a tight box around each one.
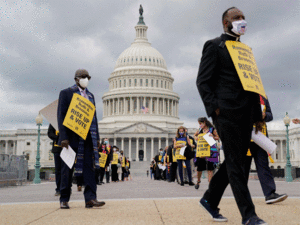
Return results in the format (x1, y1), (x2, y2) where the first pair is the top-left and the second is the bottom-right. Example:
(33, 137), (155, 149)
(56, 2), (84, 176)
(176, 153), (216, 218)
(0, 129), (54, 169)
(1, 127), (299, 170)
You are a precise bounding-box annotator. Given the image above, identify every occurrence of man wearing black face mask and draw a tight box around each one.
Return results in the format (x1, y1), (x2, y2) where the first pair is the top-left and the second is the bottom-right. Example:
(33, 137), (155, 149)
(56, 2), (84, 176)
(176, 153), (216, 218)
(57, 69), (105, 209)
(196, 7), (267, 225)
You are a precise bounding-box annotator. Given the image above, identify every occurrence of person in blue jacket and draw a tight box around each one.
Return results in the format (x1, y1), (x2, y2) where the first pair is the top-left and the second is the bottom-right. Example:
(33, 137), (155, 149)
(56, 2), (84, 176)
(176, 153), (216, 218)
(57, 69), (105, 209)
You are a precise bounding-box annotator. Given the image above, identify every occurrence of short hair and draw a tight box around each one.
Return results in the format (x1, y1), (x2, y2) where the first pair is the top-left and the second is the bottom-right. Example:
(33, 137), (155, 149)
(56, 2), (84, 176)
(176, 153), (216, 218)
(222, 7), (237, 22)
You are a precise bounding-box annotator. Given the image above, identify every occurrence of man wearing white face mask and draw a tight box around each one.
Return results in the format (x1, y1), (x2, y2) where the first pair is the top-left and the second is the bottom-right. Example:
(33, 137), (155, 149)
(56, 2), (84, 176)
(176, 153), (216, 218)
(57, 69), (105, 209)
(196, 7), (267, 225)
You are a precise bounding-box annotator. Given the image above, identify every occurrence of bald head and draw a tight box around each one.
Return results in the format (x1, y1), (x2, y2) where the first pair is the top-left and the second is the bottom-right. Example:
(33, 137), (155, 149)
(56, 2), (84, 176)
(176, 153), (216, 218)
(222, 7), (245, 34)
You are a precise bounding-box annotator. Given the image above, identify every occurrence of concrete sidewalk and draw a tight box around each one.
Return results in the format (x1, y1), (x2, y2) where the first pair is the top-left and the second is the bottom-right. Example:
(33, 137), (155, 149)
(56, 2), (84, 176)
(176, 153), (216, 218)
(1, 198), (299, 225)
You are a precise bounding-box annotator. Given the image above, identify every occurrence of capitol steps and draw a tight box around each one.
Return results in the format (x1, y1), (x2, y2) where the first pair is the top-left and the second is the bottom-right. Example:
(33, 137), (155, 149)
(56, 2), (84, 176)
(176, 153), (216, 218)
(130, 161), (151, 177)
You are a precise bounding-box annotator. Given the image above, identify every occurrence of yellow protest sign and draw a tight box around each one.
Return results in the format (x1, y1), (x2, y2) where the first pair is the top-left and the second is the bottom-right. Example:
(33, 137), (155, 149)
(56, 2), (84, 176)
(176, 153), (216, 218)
(175, 140), (186, 160)
(126, 162), (129, 167)
(63, 93), (95, 140)
(158, 155), (162, 162)
(196, 134), (210, 158)
(225, 41), (266, 98)
(172, 148), (177, 162)
(111, 153), (118, 165)
(122, 157), (125, 167)
(99, 153), (108, 168)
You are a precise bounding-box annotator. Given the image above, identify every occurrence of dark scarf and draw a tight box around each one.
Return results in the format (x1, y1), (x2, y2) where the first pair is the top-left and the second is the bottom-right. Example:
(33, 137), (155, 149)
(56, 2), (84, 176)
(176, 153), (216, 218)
(73, 85), (100, 176)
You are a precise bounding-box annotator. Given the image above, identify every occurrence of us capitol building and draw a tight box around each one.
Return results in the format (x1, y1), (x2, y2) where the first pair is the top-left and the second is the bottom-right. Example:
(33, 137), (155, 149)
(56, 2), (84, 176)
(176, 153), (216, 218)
(0, 9), (300, 171)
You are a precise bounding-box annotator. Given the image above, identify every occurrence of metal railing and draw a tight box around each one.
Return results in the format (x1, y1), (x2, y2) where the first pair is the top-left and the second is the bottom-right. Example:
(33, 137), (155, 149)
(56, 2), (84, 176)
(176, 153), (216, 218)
(0, 154), (28, 187)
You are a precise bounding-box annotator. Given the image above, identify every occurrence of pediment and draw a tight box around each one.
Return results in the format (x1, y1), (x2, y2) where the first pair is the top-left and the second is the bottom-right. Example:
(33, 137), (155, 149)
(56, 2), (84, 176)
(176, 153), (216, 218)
(115, 122), (166, 134)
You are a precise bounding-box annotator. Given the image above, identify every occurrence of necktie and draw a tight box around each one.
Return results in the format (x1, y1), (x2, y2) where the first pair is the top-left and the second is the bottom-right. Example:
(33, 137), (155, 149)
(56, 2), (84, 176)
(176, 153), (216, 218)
(82, 90), (88, 99)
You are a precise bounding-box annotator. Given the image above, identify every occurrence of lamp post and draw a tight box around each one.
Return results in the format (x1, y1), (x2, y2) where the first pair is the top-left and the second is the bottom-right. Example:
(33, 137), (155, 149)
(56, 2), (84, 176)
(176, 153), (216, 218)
(33, 113), (43, 184)
(283, 112), (293, 182)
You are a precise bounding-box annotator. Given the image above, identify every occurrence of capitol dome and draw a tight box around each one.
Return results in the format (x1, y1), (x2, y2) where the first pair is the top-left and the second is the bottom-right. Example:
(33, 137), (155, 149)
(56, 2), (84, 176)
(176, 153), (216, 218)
(99, 9), (183, 131)
(114, 43), (167, 70)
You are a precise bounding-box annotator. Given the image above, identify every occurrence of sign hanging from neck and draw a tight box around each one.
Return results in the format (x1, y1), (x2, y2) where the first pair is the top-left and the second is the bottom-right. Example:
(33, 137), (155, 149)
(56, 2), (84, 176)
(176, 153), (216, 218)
(225, 41), (266, 98)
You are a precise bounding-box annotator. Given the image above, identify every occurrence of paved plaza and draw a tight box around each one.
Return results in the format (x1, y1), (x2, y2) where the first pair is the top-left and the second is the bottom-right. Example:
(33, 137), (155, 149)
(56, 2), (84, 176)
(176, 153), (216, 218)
(0, 177), (299, 224)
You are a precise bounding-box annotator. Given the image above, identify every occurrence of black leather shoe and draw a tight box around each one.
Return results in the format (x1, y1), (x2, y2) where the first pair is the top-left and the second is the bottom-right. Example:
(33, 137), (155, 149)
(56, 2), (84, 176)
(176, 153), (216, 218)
(189, 181), (195, 186)
(85, 199), (106, 208)
(60, 202), (69, 209)
(180, 182), (184, 186)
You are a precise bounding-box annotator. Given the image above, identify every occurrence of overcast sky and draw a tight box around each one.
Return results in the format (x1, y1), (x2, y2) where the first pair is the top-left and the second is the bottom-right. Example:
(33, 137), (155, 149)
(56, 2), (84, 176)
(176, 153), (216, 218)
(1, 0), (300, 131)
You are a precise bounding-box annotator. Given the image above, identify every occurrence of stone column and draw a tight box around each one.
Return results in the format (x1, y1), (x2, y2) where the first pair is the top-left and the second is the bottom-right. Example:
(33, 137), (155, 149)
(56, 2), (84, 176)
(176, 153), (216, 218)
(130, 97), (133, 115)
(163, 99), (165, 115)
(107, 101), (109, 116)
(156, 98), (159, 114)
(166, 99), (170, 115)
(108, 100), (111, 116)
(129, 138), (132, 160)
(117, 98), (120, 115)
(121, 138), (124, 150)
(114, 138), (117, 146)
(125, 98), (128, 115)
(122, 98), (125, 115)
(158, 137), (161, 150)
(166, 137), (169, 147)
(5, 140), (8, 154)
(280, 140), (283, 162)
(151, 137), (154, 160)
(136, 138), (139, 161)
(144, 137), (147, 161)
(150, 97), (153, 114)
(137, 96), (140, 114)
(112, 99), (115, 115)
(14, 140), (17, 155)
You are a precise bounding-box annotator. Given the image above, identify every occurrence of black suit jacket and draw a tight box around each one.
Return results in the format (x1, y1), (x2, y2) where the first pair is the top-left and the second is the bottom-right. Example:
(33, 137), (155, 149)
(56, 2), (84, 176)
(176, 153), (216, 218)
(57, 85), (100, 150)
(47, 124), (62, 153)
(196, 33), (261, 121)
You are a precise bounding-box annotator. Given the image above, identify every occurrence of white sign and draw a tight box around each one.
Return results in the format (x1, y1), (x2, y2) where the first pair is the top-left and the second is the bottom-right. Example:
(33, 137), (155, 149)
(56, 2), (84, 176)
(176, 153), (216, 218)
(60, 146), (76, 169)
(251, 130), (276, 155)
(40, 99), (58, 130)
(203, 133), (217, 146)
(179, 146), (187, 156)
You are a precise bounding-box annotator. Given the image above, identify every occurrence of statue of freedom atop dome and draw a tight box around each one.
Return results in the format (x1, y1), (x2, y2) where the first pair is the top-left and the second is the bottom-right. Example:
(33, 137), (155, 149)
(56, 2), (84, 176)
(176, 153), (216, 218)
(139, 5), (143, 16)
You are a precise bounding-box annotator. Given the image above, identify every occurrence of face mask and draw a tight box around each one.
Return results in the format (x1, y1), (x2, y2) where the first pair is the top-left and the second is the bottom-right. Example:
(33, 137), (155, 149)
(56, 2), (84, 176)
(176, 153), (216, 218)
(113, 148), (116, 152)
(231, 20), (247, 35)
(104, 141), (109, 145)
(160, 151), (164, 155)
(179, 132), (184, 136)
(79, 77), (89, 88)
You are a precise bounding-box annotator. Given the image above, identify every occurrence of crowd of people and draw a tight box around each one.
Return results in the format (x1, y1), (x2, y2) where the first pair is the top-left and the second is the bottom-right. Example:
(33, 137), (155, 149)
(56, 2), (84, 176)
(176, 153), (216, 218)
(150, 118), (222, 188)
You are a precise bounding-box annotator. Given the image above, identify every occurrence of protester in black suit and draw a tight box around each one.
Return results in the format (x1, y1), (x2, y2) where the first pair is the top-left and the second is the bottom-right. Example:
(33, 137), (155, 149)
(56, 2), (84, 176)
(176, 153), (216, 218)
(196, 7), (267, 225)
(47, 124), (62, 196)
(57, 69), (105, 209)
(245, 96), (287, 204)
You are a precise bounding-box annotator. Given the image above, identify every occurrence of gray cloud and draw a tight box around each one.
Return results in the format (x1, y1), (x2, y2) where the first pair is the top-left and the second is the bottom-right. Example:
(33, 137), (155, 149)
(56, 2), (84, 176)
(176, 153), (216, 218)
(1, 0), (300, 130)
